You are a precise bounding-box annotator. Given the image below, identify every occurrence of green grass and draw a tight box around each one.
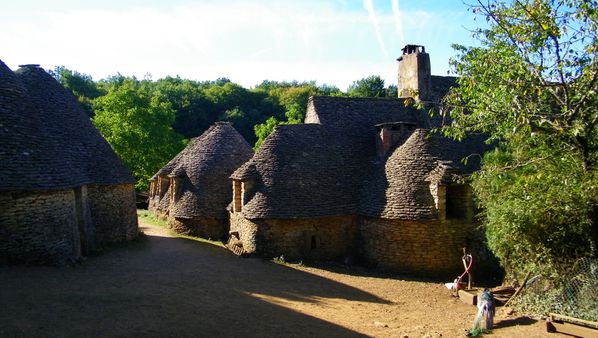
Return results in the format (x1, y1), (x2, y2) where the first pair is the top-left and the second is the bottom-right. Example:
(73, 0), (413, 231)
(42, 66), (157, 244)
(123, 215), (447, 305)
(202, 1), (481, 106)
(137, 209), (166, 227)
(136, 209), (225, 248)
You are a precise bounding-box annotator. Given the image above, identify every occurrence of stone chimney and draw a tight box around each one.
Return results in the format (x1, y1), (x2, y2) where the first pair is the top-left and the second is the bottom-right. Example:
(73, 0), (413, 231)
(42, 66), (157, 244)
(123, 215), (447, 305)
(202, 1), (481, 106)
(397, 45), (432, 101)
(375, 122), (417, 157)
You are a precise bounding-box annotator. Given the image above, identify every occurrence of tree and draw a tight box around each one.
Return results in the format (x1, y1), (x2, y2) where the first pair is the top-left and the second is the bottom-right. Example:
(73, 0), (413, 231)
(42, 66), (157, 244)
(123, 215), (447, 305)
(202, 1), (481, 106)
(93, 77), (185, 191)
(251, 81), (321, 148)
(442, 0), (597, 277)
(253, 116), (281, 149)
(347, 75), (386, 97)
(154, 77), (214, 138)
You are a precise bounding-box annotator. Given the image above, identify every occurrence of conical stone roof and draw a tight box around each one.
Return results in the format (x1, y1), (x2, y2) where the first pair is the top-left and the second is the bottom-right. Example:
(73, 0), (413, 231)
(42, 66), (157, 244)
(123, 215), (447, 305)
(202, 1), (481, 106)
(15, 64), (134, 186)
(359, 129), (442, 220)
(1, 61), (72, 189)
(156, 122), (253, 219)
(0, 61), (134, 190)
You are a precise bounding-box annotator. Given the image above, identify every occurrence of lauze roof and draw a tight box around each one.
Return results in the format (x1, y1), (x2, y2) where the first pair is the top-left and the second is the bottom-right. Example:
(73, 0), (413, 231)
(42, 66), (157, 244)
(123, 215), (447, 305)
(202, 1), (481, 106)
(154, 122), (253, 219)
(0, 60), (134, 190)
(235, 91), (487, 220)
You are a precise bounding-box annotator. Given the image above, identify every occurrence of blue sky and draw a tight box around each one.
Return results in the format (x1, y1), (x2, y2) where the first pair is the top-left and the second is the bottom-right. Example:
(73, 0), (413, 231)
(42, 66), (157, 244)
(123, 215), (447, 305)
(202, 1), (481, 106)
(1, 0), (482, 90)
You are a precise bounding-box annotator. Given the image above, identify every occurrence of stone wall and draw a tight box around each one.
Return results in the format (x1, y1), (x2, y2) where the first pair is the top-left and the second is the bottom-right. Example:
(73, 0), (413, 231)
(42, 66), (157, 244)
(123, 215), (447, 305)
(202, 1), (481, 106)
(0, 189), (79, 264)
(229, 213), (357, 261)
(88, 184), (138, 247)
(167, 216), (227, 241)
(229, 211), (259, 254)
(359, 217), (472, 278)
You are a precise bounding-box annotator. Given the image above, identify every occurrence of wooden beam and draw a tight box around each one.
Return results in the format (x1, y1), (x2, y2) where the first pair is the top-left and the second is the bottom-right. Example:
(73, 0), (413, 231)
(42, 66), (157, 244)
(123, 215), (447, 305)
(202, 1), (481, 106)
(549, 313), (598, 329)
(547, 320), (598, 338)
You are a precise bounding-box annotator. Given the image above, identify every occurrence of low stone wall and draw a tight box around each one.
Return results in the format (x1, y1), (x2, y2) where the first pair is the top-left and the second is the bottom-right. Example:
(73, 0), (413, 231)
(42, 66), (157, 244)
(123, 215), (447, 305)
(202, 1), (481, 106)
(229, 213), (357, 261)
(88, 184), (138, 247)
(359, 217), (471, 278)
(167, 216), (228, 241)
(0, 189), (78, 264)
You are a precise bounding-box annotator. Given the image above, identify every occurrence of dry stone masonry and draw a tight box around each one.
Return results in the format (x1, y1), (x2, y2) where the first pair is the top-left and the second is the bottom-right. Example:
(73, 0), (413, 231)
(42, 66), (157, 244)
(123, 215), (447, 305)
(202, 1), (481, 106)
(0, 60), (138, 265)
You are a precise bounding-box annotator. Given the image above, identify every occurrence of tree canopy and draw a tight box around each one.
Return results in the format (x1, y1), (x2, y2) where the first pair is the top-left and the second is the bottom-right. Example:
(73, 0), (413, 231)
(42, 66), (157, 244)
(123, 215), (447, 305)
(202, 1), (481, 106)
(347, 75), (387, 98)
(442, 0), (597, 276)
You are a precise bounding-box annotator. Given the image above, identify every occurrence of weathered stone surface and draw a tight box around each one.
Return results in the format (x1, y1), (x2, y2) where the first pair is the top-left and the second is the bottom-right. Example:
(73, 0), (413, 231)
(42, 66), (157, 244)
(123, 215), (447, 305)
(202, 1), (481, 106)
(359, 217), (473, 278)
(0, 190), (78, 264)
(229, 213), (357, 261)
(88, 184), (138, 246)
(167, 216), (227, 241)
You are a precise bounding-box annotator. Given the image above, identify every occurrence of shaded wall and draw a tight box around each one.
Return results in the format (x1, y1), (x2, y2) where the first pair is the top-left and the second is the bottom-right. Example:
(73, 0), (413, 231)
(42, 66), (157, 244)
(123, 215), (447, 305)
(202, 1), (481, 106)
(229, 213), (357, 261)
(88, 184), (138, 247)
(0, 189), (79, 264)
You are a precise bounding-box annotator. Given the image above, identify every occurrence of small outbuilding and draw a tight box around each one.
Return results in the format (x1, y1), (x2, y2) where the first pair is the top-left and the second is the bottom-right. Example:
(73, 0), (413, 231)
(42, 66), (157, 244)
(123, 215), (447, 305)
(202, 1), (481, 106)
(148, 122), (253, 240)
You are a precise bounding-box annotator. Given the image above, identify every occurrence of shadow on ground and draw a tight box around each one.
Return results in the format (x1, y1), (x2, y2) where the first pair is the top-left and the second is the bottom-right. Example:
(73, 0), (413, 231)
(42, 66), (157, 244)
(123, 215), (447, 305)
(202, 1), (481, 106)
(0, 224), (389, 337)
(494, 316), (538, 329)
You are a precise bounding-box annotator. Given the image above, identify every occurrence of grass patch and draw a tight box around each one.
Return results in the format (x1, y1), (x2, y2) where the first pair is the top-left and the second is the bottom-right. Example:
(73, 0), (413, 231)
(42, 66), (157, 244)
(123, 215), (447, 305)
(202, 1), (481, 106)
(136, 209), (224, 248)
(137, 209), (166, 227)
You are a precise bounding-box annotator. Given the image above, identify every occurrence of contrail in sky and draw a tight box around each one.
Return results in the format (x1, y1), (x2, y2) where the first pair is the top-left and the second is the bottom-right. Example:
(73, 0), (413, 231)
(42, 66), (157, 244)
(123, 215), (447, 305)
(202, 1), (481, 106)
(391, 0), (406, 48)
(363, 0), (389, 59)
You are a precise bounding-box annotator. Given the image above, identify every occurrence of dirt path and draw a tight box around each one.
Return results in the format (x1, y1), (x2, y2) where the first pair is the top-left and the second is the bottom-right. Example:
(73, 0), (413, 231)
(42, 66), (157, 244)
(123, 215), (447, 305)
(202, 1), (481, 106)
(0, 221), (558, 337)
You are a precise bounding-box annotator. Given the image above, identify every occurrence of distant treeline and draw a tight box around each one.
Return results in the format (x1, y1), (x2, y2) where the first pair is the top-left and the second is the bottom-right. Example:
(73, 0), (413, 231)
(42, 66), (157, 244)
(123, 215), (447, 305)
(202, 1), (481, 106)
(51, 67), (397, 190)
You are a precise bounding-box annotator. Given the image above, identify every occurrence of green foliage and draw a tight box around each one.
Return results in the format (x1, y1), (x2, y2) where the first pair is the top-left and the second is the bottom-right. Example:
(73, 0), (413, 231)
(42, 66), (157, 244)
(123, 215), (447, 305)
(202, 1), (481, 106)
(251, 81), (335, 148)
(473, 145), (596, 274)
(467, 327), (490, 337)
(93, 77), (185, 191)
(442, 0), (598, 277)
(153, 76), (214, 139)
(347, 75), (387, 97)
(253, 116), (281, 150)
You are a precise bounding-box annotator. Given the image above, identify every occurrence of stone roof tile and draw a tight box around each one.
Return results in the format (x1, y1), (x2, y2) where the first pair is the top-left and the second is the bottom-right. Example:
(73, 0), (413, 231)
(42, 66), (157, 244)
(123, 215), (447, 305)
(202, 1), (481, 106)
(153, 122), (253, 219)
(0, 60), (133, 190)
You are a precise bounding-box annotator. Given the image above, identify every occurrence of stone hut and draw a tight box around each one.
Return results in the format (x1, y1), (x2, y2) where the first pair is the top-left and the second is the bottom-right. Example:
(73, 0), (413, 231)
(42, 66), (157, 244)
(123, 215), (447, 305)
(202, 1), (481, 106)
(148, 122), (253, 240)
(0, 61), (138, 264)
(228, 45), (488, 277)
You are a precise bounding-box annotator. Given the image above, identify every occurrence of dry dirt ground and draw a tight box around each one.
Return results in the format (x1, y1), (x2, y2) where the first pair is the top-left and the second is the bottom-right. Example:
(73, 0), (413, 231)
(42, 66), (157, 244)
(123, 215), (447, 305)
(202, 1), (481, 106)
(0, 221), (561, 337)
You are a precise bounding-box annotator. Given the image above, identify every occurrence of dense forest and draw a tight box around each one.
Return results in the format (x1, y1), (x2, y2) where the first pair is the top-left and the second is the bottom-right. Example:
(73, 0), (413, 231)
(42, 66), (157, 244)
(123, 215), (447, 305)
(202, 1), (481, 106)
(51, 67), (395, 190)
